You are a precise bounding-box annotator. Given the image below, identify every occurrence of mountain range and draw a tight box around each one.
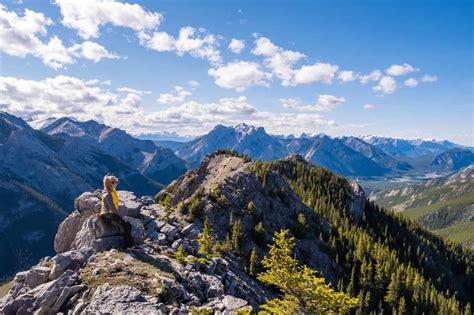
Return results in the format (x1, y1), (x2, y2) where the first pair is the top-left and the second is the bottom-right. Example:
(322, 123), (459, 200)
(155, 123), (471, 177)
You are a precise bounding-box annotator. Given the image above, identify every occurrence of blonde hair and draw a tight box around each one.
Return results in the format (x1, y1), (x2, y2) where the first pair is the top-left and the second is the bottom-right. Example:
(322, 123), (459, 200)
(103, 175), (118, 191)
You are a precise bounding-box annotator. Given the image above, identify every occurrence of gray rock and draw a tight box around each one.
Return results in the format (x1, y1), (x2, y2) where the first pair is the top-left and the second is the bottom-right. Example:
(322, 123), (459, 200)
(181, 223), (195, 235)
(1, 270), (78, 314)
(118, 191), (141, 218)
(171, 239), (183, 250)
(83, 284), (161, 314)
(188, 273), (224, 300)
(55, 192), (101, 254)
(222, 295), (247, 311)
(71, 215), (126, 252)
(14, 271), (28, 283)
(26, 266), (51, 289)
(160, 223), (179, 241)
(139, 196), (155, 206)
(124, 216), (146, 245)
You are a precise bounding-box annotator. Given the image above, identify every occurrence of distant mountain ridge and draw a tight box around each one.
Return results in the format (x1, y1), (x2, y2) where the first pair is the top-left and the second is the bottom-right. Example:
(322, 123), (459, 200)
(430, 148), (474, 170)
(42, 117), (187, 185)
(157, 123), (469, 177)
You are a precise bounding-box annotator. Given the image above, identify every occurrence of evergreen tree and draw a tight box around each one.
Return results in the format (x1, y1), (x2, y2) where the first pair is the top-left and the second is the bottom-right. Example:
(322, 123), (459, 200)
(198, 218), (215, 258)
(257, 230), (358, 314)
(249, 247), (258, 276)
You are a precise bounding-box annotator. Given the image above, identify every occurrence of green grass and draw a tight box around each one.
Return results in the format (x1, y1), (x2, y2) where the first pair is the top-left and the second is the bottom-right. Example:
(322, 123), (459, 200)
(434, 221), (474, 249)
(402, 193), (474, 220)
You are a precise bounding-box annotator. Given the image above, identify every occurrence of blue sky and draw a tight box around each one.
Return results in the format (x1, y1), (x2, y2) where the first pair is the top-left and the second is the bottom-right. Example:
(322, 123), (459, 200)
(0, 0), (472, 145)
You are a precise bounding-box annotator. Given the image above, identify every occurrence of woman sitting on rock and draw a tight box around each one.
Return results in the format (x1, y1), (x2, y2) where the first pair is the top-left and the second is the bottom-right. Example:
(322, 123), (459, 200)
(99, 175), (134, 247)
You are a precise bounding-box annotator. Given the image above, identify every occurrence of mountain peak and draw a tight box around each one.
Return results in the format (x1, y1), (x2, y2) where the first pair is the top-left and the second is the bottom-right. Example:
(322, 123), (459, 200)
(234, 122), (257, 134)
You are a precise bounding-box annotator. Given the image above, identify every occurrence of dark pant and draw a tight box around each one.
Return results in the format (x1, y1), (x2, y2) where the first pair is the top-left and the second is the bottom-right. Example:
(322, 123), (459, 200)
(100, 213), (134, 247)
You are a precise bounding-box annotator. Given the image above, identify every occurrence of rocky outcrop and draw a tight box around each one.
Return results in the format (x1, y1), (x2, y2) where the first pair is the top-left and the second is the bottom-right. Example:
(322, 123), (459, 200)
(347, 182), (366, 220)
(55, 190), (147, 254)
(0, 186), (265, 314)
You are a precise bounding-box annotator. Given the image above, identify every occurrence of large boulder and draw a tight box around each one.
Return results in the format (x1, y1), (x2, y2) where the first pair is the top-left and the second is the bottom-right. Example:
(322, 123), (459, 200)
(71, 215), (127, 252)
(118, 191), (141, 218)
(55, 191), (101, 254)
(55, 190), (144, 254)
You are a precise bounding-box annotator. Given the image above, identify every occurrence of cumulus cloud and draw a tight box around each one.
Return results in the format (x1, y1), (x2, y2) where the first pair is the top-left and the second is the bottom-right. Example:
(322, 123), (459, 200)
(293, 63), (339, 85)
(1, 75), (337, 136)
(0, 5), (120, 69)
(69, 41), (120, 62)
(53, 0), (162, 39)
(252, 36), (304, 86)
(404, 78), (418, 88)
(251, 36), (339, 86)
(280, 94), (345, 112)
(358, 70), (383, 84)
(421, 74), (438, 82)
(157, 85), (192, 105)
(228, 38), (245, 54)
(386, 63), (418, 76)
(139, 26), (222, 64)
(208, 61), (269, 92)
(373, 76), (397, 94)
(337, 70), (357, 82)
(363, 104), (376, 110)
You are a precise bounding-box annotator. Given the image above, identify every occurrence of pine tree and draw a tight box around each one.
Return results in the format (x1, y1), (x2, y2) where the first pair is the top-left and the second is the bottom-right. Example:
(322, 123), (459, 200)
(175, 244), (186, 264)
(198, 218), (215, 258)
(231, 219), (242, 252)
(249, 247), (258, 276)
(257, 230), (358, 314)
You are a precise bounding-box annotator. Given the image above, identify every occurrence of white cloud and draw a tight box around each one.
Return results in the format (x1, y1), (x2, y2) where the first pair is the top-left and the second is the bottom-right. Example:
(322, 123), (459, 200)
(208, 61), (269, 92)
(363, 104), (376, 110)
(373, 76), (397, 94)
(0, 5), (120, 69)
(1, 75), (337, 136)
(252, 36), (305, 86)
(293, 63), (339, 85)
(139, 26), (222, 64)
(386, 63), (418, 76)
(404, 78), (418, 88)
(157, 85), (192, 105)
(146, 96), (336, 135)
(280, 94), (345, 112)
(53, 0), (162, 39)
(228, 38), (245, 54)
(337, 70), (357, 82)
(421, 74), (438, 82)
(70, 41), (120, 62)
(359, 70), (383, 84)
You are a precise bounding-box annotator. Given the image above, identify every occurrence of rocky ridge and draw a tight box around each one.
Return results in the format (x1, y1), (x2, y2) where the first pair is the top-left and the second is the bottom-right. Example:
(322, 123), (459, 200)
(0, 152), (366, 314)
